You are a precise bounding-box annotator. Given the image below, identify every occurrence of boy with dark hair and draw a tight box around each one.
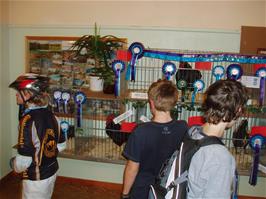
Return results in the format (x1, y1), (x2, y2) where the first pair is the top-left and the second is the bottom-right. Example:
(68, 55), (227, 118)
(9, 73), (66, 199)
(187, 79), (248, 199)
(121, 79), (188, 199)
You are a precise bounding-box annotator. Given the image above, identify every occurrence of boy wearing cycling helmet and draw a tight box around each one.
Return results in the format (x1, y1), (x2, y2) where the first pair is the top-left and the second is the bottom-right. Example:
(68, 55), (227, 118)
(9, 73), (66, 199)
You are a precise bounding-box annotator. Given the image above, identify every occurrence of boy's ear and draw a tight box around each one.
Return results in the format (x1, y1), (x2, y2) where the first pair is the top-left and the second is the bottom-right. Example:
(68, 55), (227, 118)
(149, 99), (155, 110)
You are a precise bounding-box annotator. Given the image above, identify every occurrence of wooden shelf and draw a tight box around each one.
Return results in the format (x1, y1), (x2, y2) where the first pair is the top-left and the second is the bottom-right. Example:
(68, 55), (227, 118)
(80, 88), (126, 100)
(55, 113), (113, 121)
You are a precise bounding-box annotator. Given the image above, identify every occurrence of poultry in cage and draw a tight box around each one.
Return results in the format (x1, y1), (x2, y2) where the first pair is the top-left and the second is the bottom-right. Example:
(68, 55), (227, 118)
(175, 62), (202, 102)
(232, 119), (249, 153)
(105, 114), (135, 146)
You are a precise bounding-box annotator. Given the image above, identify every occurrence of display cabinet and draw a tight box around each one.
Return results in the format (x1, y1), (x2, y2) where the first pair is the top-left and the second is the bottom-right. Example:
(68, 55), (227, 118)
(25, 38), (266, 176)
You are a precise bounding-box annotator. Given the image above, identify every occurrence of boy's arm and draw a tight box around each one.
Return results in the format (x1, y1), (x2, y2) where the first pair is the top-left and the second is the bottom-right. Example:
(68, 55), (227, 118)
(122, 160), (139, 196)
(11, 115), (33, 173)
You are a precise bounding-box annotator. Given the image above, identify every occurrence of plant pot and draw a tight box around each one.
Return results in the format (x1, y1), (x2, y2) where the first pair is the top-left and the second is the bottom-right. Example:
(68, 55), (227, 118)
(89, 76), (103, 92)
(103, 83), (115, 94)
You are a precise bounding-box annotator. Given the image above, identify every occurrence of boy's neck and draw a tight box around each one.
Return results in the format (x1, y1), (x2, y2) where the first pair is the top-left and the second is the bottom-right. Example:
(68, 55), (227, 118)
(202, 122), (228, 138)
(152, 111), (172, 123)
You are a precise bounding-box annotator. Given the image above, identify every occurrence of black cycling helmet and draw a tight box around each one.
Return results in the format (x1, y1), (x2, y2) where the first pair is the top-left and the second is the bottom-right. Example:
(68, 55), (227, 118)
(9, 73), (49, 95)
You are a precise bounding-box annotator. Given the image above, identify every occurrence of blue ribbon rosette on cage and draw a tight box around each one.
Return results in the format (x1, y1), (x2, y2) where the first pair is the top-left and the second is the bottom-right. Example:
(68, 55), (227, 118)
(74, 91), (86, 128)
(191, 79), (205, 107)
(212, 65), (225, 81)
(226, 64), (243, 80)
(60, 120), (70, 141)
(126, 42), (145, 81)
(112, 60), (125, 97)
(61, 91), (71, 114)
(162, 62), (177, 80)
(255, 67), (266, 106)
(53, 90), (62, 112)
(248, 134), (266, 186)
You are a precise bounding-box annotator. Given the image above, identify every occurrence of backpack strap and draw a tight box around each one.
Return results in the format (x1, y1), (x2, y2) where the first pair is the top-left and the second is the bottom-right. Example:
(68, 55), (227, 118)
(166, 170), (188, 192)
(198, 135), (224, 147)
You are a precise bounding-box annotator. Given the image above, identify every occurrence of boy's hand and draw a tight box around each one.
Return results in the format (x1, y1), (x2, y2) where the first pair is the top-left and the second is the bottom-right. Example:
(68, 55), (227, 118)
(121, 193), (130, 199)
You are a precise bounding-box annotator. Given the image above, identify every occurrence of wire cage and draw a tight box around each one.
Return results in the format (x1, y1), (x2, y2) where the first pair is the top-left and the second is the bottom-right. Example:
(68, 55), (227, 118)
(58, 47), (266, 176)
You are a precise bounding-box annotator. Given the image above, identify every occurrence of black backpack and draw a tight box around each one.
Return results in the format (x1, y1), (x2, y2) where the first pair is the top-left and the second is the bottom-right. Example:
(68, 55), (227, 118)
(148, 129), (224, 199)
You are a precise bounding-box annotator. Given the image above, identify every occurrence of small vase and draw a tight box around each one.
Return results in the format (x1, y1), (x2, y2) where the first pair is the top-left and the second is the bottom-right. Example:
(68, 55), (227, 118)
(89, 76), (103, 92)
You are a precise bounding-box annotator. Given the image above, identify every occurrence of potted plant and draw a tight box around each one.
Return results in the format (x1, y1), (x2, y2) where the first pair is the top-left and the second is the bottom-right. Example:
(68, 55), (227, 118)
(70, 23), (125, 93)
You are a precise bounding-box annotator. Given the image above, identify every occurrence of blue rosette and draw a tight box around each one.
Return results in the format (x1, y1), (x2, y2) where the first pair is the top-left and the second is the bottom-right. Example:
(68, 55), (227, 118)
(126, 42), (145, 81)
(226, 64), (243, 80)
(248, 134), (266, 186)
(53, 90), (62, 112)
(112, 60), (125, 97)
(162, 62), (176, 80)
(61, 91), (71, 114)
(60, 120), (70, 140)
(255, 67), (266, 106)
(212, 65), (225, 81)
(191, 79), (205, 107)
(74, 91), (86, 128)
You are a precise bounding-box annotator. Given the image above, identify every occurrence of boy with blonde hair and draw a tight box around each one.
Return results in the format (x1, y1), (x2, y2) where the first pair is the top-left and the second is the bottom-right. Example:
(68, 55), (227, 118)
(121, 79), (188, 199)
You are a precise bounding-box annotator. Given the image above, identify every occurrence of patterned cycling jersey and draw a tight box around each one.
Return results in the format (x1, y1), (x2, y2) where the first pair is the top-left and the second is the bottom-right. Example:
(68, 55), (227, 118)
(17, 107), (65, 180)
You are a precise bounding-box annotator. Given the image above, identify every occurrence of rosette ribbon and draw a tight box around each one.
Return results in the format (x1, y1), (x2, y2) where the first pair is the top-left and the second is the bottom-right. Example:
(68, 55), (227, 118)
(248, 134), (266, 186)
(226, 64), (243, 80)
(126, 42), (145, 81)
(112, 60), (125, 97)
(255, 67), (266, 106)
(60, 120), (70, 141)
(162, 62), (177, 80)
(61, 91), (71, 113)
(74, 91), (86, 128)
(177, 79), (188, 102)
(191, 80), (205, 107)
(53, 90), (62, 112)
(212, 65), (225, 81)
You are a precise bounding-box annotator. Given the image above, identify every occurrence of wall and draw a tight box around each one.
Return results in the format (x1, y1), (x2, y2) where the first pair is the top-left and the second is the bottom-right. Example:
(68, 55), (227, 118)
(0, 0), (2, 179)
(0, 0), (12, 179)
(1, 0), (266, 197)
(8, 1), (266, 30)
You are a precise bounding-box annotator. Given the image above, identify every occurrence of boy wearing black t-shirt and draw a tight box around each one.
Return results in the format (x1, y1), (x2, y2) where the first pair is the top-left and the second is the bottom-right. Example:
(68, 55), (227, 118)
(121, 79), (188, 199)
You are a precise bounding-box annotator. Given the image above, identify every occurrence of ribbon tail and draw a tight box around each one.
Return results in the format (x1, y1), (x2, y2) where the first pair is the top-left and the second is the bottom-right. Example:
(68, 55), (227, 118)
(249, 144), (260, 186)
(56, 100), (60, 112)
(166, 73), (170, 80)
(259, 78), (265, 106)
(125, 63), (131, 81)
(191, 91), (196, 107)
(130, 55), (138, 81)
(114, 70), (120, 97)
(77, 103), (81, 128)
(64, 101), (68, 114)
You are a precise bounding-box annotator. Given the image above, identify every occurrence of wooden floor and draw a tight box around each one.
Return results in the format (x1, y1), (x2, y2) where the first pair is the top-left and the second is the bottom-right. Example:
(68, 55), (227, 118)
(0, 172), (265, 199)
(0, 172), (121, 199)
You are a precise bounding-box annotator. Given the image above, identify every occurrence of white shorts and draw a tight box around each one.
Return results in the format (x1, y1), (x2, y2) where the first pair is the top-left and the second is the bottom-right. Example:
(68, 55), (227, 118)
(22, 173), (57, 199)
